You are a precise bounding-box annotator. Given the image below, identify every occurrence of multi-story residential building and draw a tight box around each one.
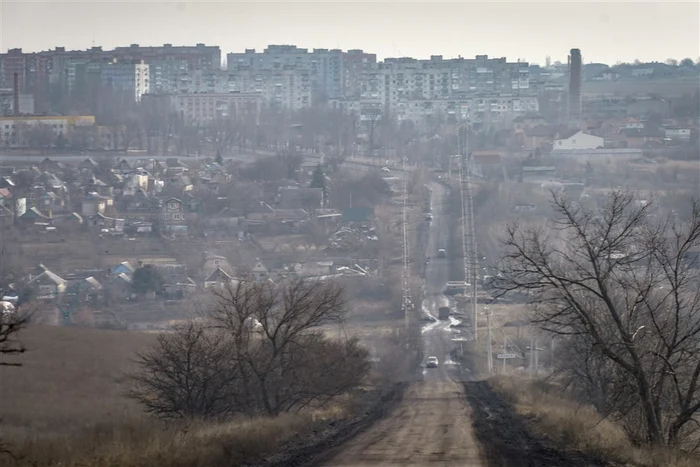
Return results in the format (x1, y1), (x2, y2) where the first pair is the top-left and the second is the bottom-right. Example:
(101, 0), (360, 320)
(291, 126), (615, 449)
(0, 48), (53, 112)
(1, 44), (221, 111)
(114, 43), (221, 70)
(167, 92), (263, 122)
(227, 45), (376, 101)
(101, 60), (150, 101)
(173, 68), (310, 110)
(147, 59), (189, 94)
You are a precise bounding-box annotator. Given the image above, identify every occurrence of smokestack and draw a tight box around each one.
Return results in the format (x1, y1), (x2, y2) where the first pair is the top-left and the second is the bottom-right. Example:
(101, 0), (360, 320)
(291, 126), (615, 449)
(13, 72), (20, 116)
(567, 48), (582, 126)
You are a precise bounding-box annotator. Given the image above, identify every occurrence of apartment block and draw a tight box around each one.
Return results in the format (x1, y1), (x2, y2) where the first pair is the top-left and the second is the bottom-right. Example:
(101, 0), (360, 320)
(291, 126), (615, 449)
(101, 61), (150, 101)
(174, 68), (311, 110)
(167, 92), (263, 122)
(227, 45), (376, 101)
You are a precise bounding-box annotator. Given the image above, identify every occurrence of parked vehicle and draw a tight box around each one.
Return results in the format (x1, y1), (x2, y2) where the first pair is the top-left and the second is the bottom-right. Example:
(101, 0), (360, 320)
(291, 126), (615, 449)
(437, 248), (446, 258)
(443, 281), (469, 295)
(438, 306), (450, 320)
(426, 356), (439, 368)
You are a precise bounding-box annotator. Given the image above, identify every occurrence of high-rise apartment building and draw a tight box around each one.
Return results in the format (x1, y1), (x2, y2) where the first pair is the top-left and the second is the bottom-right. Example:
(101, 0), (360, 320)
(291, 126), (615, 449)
(113, 43), (221, 70)
(101, 61), (150, 101)
(173, 67), (311, 110)
(227, 45), (376, 101)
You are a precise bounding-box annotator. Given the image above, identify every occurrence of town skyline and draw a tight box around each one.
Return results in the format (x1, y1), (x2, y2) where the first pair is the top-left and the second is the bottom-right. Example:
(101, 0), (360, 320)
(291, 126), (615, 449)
(2, 1), (698, 65)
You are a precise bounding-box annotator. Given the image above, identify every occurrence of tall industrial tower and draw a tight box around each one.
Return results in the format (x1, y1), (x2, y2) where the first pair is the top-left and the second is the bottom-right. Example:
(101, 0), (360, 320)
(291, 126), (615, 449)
(567, 48), (583, 126)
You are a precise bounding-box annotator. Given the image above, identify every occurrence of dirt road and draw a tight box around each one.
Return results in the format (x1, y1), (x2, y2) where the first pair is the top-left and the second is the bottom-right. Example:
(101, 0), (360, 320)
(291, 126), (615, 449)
(314, 181), (485, 466)
(314, 380), (483, 466)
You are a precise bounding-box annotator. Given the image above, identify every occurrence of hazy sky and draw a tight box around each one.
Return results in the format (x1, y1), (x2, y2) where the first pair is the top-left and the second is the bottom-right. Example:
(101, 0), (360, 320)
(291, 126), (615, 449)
(1, 1), (698, 65)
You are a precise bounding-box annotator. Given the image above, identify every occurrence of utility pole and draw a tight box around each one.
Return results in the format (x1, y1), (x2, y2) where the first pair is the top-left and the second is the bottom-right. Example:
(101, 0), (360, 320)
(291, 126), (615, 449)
(401, 156), (412, 347)
(486, 308), (493, 374)
(458, 124), (478, 342)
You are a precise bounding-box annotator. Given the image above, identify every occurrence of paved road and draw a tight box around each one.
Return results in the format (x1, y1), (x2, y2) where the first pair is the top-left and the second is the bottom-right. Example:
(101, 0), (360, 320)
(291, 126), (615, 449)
(316, 181), (484, 466)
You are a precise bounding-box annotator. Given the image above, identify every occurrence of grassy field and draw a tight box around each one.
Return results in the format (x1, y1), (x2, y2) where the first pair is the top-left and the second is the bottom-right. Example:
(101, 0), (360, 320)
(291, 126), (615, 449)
(491, 375), (699, 467)
(0, 325), (345, 467)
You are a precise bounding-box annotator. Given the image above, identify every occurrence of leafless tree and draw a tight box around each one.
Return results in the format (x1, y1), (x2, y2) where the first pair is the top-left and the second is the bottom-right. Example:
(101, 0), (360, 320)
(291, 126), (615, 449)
(129, 279), (370, 419)
(128, 322), (240, 419)
(25, 123), (55, 152)
(209, 279), (368, 416)
(0, 308), (28, 367)
(207, 112), (240, 156)
(362, 107), (382, 156)
(498, 190), (700, 447)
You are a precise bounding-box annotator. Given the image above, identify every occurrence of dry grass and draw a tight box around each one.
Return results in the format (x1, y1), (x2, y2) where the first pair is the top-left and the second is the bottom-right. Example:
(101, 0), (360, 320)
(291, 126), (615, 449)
(0, 325), (156, 434)
(2, 412), (332, 467)
(0, 325), (348, 467)
(491, 375), (700, 467)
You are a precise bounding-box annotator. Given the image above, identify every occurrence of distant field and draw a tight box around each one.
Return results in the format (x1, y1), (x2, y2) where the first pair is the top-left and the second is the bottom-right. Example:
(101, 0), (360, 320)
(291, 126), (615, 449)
(0, 325), (156, 437)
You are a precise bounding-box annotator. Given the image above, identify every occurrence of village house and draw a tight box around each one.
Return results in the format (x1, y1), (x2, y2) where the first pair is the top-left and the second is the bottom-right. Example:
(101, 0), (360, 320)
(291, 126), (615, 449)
(111, 261), (135, 277)
(159, 197), (188, 237)
(82, 192), (113, 216)
(79, 158), (100, 173)
(203, 267), (234, 289)
(106, 273), (132, 300)
(251, 261), (269, 281)
(618, 127), (665, 149)
(470, 151), (504, 179)
(29, 268), (67, 299)
(39, 191), (66, 215)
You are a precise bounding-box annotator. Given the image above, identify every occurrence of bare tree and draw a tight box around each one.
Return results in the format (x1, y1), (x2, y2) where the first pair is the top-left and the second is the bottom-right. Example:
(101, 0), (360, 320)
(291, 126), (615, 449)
(499, 190), (700, 447)
(361, 107), (382, 156)
(209, 279), (368, 416)
(0, 309), (28, 368)
(128, 322), (239, 419)
(129, 279), (370, 419)
(207, 112), (240, 156)
(25, 123), (55, 152)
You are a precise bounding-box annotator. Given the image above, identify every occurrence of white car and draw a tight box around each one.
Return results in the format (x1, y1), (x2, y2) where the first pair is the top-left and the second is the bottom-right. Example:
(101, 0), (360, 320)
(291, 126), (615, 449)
(426, 356), (439, 368)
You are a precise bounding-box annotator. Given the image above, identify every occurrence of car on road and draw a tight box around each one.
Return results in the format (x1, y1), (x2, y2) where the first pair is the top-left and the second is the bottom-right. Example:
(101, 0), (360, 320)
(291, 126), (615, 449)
(425, 213), (433, 221)
(438, 306), (451, 320)
(426, 356), (439, 368)
(437, 248), (446, 258)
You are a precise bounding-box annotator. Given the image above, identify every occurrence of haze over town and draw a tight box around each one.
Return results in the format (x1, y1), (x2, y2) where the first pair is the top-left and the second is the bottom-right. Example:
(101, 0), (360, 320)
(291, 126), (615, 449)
(2, 1), (699, 64)
(0, 2), (699, 467)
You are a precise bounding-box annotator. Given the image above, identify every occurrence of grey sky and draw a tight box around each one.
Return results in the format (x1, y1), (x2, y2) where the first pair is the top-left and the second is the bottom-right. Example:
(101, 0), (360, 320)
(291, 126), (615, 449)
(1, 1), (698, 64)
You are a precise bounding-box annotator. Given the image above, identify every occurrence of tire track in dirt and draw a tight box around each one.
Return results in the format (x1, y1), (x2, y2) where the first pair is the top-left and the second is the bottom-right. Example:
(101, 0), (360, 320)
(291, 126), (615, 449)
(463, 380), (609, 467)
(310, 380), (485, 466)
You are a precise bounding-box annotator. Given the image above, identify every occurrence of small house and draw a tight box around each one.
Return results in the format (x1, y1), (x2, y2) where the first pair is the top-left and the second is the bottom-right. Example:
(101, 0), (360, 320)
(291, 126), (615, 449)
(204, 267), (234, 289)
(29, 269), (67, 299)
